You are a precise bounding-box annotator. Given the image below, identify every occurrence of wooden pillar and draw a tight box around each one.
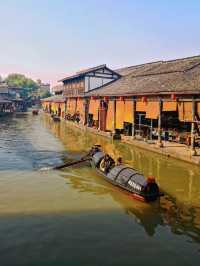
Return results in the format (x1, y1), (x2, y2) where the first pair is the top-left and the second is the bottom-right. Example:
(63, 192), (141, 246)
(99, 101), (107, 131)
(65, 99), (67, 115)
(191, 98), (197, 155)
(64, 99), (67, 117)
(158, 99), (163, 147)
(84, 98), (89, 126)
(150, 119), (153, 141)
(138, 114), (142, 136)
(113, 98), (116, 133)
(75, 97), (77, 113)
(111, 98), (121, 140)
(132, 99), (136, 138)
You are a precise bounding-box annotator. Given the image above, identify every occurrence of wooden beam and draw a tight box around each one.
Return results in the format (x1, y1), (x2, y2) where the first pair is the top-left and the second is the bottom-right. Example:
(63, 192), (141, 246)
(86, 70), (119, 76)
(158, 99), (163, 147)
(94, 71), (116, 76)
(132, 99), (136, 138)
(191, 98), (197, 155)
(86, 74), (116, 79)
(113, 99), (116, 132)
(84, 98), (89, 125)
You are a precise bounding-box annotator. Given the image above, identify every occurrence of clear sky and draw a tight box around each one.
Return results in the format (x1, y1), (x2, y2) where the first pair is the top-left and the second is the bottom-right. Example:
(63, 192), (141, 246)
(0, 0), (200, 86)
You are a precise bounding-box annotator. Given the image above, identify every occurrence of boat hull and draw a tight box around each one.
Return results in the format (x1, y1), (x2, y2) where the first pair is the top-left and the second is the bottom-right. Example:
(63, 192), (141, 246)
(94, 167), (147, 202)
(52, 115), (61, 122)
(91, 151), (161, 203)
(32, 110), (39, 115)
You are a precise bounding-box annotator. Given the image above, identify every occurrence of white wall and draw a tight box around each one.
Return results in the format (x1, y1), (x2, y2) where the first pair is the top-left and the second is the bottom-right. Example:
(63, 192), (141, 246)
(85, 76), (115, 91)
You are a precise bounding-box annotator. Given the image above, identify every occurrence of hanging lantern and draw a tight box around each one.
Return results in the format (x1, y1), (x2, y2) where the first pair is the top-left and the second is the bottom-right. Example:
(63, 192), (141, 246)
(103, 96), (109, 102)
(171, 94), (176, 100)
(118, 96), (124, 101)
(142, 96), (147, 103)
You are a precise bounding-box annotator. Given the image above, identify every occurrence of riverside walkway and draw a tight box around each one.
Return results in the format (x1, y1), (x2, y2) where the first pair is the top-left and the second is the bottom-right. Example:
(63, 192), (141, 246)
(63, 118), (200, 166)
(122, 136), (200, 166)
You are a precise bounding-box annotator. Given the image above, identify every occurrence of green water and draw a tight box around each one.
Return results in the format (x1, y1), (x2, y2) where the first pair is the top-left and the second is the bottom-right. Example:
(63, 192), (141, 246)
(0, 112), (200, 266)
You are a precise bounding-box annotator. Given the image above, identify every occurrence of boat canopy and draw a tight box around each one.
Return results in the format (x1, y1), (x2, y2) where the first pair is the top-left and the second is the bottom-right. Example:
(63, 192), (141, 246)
(107, 165), (146, 186)
(92, 151), (105, 166)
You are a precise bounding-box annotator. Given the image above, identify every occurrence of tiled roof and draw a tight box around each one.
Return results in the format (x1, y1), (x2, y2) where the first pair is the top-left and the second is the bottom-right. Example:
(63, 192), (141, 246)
(115, 61), (163, 76)
(58, 64), (120, 82)
(87, 55), (200, 96)
(41, 95), (66, 103)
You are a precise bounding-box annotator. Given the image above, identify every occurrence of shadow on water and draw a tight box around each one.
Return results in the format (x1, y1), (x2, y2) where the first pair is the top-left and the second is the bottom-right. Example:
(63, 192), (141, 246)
(0, 179), (200, 266)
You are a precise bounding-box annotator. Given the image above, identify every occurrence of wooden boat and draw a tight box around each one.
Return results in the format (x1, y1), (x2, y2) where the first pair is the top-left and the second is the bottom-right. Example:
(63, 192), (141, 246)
(52, 115), (61, 122)
(91, 150), (162, 202)
(32, 109), (39, 115)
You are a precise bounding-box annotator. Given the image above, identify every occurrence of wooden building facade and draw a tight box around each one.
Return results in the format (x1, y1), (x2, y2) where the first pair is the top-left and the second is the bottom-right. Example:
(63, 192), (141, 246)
(0, 83), (25, 114)
(42, 56), (200, 153)
(59, 64), (120, 96)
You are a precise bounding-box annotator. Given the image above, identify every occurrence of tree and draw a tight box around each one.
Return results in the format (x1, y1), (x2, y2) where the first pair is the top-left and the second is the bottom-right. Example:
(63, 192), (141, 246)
(5, 74), (38, 89)
(41, 90), (51, 99)
(5, 73), (38, 99)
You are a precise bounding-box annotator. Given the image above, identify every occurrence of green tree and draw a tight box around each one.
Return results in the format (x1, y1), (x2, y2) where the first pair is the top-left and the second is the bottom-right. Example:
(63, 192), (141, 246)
(5, 74), (38, 89)
(41, 90), (51, 99)
(5, 73), (38, 99)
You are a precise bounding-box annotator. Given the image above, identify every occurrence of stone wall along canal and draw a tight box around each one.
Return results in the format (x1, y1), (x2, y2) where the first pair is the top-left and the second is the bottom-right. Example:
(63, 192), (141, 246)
(0, 112), (200, 266)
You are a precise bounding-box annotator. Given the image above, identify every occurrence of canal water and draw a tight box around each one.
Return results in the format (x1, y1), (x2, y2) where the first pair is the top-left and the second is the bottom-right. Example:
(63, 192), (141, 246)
(0, 112), (200, 266)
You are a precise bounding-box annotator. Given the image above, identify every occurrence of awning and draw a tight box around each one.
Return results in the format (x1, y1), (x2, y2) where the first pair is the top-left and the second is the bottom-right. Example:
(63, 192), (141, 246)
(124, 100), (133, 123)
(145, 101), (159, 119)
(51, 102), (57, 113)
(106, 100), (114, 131)
(116, 100), (124, 129)
(197, 102), (200, 118)
(178, 102), (192, 122)
(162, 101), (177, 112)
(89, 99), (99, 120)
(136, 101), (147, 112)
(76, 98), (85, 120)
(67, 98), (77, 115)
(60, 102), (65, 113)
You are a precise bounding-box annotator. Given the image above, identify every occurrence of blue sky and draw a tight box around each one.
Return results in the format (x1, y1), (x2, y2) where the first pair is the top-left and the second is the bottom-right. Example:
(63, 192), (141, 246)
(0, 0), (200, 85)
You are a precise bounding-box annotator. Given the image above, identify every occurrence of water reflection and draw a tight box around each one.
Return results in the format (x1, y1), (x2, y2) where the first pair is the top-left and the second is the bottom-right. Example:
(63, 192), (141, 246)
(0, 114), (69, 170)
(60, 170), (162, 237)
(60, 167), (200, 243)
(1, 113), (200, 266)
(43, 114), (200, 206)
(42, 113), (200, 243)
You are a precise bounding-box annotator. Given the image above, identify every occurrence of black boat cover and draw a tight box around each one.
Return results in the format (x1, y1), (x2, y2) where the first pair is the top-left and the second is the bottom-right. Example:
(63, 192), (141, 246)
(92, 151), (105, 167)
(92, 152), (148, 191)
(107, 165), (147, 188)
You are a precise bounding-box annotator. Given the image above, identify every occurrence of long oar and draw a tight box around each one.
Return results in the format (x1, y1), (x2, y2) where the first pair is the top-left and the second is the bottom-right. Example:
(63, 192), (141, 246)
(53, 158), (90, 170)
